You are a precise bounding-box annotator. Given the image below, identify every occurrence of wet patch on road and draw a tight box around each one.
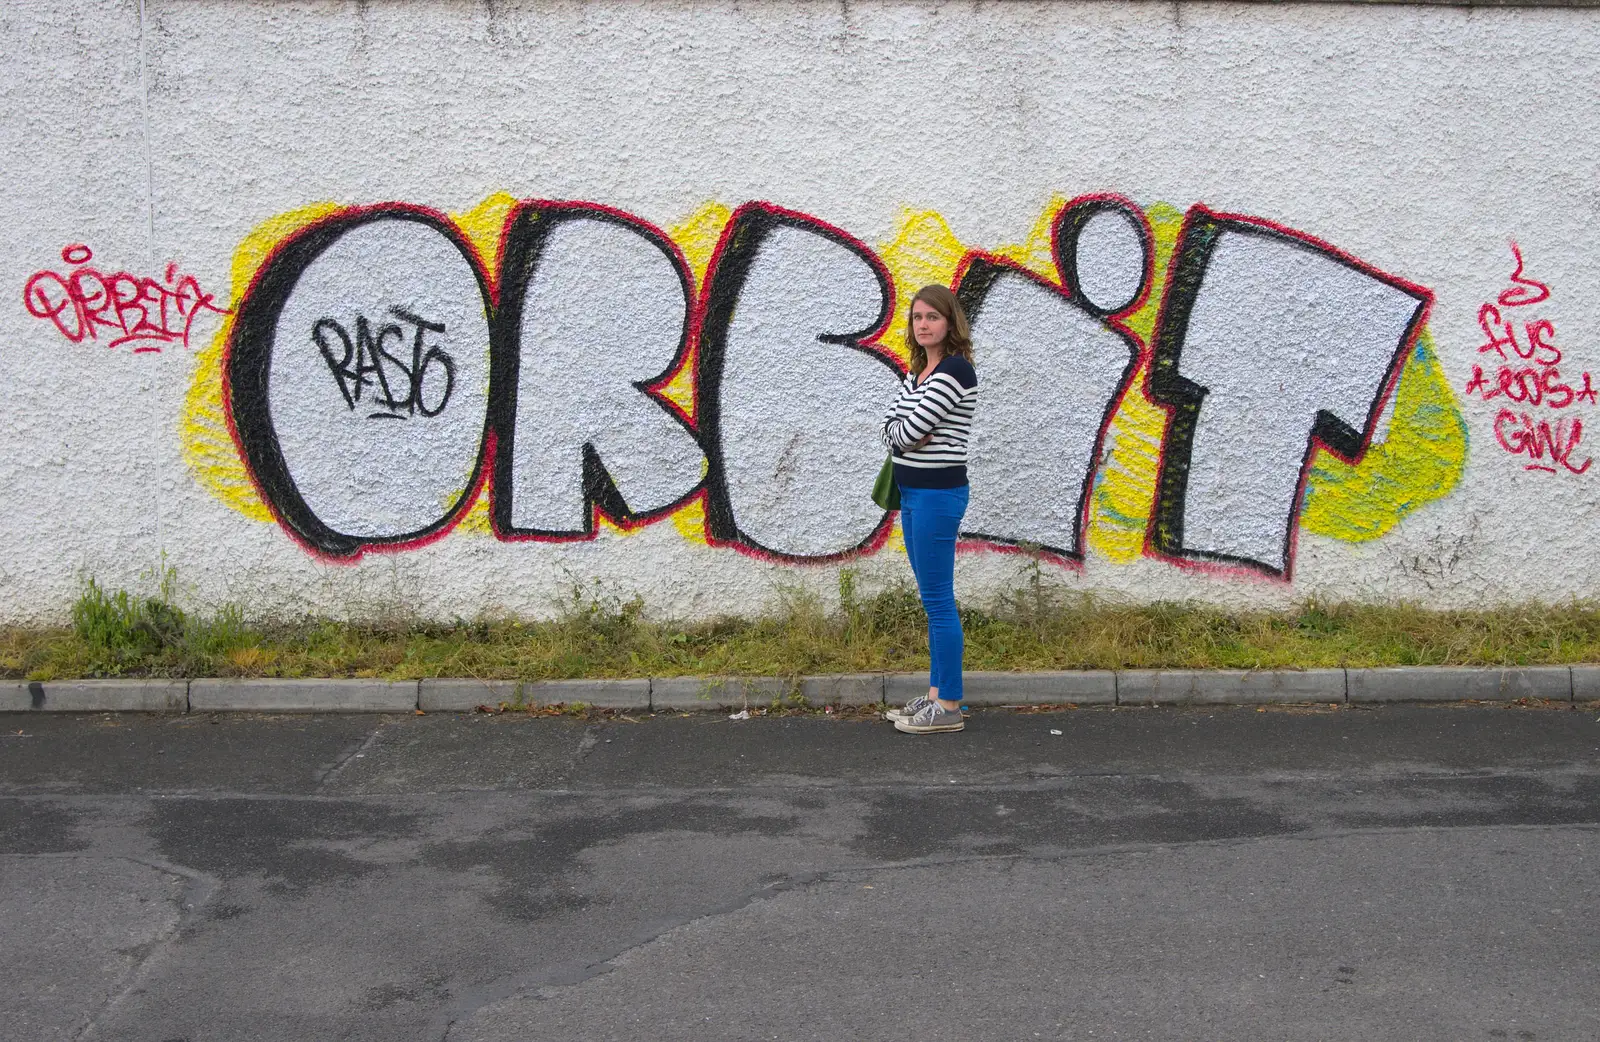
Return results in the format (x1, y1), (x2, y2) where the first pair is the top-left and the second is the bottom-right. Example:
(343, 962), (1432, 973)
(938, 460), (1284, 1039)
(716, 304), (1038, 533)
(150, 797), (421, 889)
(0, 798), (88, 853)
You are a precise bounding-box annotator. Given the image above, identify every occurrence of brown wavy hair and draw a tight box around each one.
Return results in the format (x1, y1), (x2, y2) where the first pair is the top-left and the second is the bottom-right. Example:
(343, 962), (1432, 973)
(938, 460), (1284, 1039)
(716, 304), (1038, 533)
(904, 284), (974, 376)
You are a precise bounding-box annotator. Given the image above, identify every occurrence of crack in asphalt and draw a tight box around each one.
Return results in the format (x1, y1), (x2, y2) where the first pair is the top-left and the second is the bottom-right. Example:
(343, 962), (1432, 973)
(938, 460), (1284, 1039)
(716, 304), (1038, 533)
(45, 853), (223, 1042)
(313, 721), (390, 791)
(433, 866), (831, 1041)
(5, 706), (1595, 1042)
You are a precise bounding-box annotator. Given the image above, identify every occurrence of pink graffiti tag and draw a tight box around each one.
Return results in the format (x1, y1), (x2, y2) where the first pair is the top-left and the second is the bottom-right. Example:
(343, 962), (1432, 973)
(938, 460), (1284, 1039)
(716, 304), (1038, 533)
(1494, 410), (1591, 475)
(1496, 242), (1551, 308)
(23, 244), (228, 353)
(1464, 243), (1592, 475)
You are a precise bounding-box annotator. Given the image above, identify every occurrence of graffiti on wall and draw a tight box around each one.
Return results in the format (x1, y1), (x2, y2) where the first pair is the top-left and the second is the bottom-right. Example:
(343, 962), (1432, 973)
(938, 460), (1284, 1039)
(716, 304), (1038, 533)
(24, 244), (226, 353)
(1463, 244), (1593, 475)
(228, 207), (493, 555)
(953, 199), (1145, 563)
(1147, 213), (1432, 576)
(178, 192), (1470, 578)
(494, 204), (704, 542)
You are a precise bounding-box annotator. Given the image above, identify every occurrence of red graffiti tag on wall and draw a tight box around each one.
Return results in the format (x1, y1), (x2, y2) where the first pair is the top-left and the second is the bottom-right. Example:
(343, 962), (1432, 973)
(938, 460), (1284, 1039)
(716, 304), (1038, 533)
(22, 244), (227, 353)
(1463, 243), (1593, 474)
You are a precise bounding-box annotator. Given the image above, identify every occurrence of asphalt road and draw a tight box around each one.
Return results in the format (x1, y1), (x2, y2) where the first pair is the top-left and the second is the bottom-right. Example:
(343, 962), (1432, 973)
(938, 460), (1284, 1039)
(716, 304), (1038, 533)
(2, 702), (1597, 1042)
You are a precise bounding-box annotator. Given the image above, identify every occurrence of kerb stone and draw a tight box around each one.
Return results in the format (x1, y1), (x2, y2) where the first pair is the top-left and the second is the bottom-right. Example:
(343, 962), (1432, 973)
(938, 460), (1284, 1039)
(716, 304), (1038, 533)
(651, 677), (795, 711)
(1347, 667), (1571, 703)
(885, 671), (1116, 706)
(800, 674), (884, 707)
(0, 680), (189, 713)
(521, 679), (649, 710)
(419, 679), (521, 712)
(1118, 670), (1346, 705)
(189, 679), (417, 713)
(1571, 666), (1600, 703)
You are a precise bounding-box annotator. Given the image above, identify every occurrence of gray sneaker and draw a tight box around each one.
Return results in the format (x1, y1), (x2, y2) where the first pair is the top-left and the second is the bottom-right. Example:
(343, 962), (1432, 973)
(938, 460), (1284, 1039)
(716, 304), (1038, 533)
(884, 694), (932, 723)
(893, 701), (966, 734)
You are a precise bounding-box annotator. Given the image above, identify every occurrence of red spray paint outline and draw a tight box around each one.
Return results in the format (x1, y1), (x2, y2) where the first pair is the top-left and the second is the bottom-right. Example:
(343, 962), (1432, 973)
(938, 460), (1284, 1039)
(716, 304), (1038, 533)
(218, 194), (1437, 582)
(689, 199), (904, 566)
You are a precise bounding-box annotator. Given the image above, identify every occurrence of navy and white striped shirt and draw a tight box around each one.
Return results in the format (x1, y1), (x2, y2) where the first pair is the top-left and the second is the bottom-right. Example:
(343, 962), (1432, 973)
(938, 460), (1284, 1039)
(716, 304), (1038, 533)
(880, 355), (978, 489)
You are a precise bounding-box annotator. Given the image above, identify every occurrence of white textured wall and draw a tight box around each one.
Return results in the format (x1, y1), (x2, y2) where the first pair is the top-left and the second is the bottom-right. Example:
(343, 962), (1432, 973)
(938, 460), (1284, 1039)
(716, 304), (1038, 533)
(2, 0), (1597, 622)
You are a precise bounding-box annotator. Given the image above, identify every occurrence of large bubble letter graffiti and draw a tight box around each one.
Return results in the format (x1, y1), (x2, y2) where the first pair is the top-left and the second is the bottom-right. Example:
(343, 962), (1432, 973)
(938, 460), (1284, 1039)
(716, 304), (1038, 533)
(198, 193), (1460, 574)
(1150, 207), (1431, 577)
(958, 198), (1147, 558)
(228, 207), (493, 558)
(492, 204), (705, 538)
(696, 203), (902, 559)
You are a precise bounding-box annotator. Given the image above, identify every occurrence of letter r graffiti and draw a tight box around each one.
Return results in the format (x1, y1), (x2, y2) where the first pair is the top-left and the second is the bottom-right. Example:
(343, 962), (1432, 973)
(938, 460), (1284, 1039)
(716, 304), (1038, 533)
(1149, 208), (1431, 577)
(491, 204), (704, 538)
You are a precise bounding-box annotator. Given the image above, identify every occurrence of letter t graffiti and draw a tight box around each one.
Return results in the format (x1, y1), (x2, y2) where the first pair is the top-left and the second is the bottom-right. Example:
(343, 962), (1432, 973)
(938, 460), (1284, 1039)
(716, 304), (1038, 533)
(1149, 208), (1431, 577)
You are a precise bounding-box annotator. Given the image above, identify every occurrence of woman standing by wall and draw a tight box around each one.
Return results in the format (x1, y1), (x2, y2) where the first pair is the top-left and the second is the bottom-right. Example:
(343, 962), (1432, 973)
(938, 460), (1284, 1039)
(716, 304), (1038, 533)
(880, 285), (979, 735)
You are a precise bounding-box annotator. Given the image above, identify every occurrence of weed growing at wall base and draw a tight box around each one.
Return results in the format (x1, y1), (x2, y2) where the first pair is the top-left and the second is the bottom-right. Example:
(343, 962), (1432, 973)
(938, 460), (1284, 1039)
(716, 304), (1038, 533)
(5, 577), (1600, 682)
(46, 570), (258, 678)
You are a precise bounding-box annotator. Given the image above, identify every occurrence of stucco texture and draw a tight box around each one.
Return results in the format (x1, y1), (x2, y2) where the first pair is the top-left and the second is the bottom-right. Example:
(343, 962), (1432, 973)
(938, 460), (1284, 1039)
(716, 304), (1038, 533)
(2, 0), (1597, 622)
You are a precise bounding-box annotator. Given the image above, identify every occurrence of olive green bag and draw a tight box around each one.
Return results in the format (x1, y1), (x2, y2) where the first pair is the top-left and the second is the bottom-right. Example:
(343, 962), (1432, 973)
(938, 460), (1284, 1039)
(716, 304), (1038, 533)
(871, 455), (899, 511)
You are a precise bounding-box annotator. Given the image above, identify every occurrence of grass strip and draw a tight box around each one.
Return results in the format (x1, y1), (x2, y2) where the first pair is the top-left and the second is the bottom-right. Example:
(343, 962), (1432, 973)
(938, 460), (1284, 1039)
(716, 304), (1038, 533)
(4, 572), (1600, 682)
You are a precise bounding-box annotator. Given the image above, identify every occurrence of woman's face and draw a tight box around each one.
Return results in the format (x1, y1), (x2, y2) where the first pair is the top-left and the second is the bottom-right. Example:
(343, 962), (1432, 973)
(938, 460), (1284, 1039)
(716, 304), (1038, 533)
(911, 299), (949, 352)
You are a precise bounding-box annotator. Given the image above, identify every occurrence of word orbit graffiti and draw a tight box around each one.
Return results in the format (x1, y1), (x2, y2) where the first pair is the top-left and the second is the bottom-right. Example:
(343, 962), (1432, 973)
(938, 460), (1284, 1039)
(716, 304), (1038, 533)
(24, 244), (227, 353)
(1463, 244), (1593, 475)
(227, 198), (1432, 577)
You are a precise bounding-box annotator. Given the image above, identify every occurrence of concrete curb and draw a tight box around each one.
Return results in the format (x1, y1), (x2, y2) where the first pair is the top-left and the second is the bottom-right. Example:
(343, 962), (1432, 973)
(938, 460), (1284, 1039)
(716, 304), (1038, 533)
(1117, 669), (1346, 706)
(1572, 666), (1600, 702)
(419, 678), (650, 711)
(1346, 666), (1572, 703)
(800, 674), (885, 707)
(527, 679), (650, 711)
(190, 679), (418, 713)
(2, 667), (1592, 713)
(1, 680), (189, 713)
(419, 679), (519, 712)
(651, 676), (796, 711)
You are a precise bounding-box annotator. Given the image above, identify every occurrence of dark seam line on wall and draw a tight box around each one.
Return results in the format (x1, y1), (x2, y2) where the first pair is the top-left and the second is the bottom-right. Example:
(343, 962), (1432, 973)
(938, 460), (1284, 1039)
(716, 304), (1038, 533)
(137, 0), (154, 267)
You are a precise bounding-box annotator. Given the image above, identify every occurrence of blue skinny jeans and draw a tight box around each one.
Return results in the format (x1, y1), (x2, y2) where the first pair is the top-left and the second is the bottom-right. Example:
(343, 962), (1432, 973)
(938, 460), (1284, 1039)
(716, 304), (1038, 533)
(898, 484), (969, 703)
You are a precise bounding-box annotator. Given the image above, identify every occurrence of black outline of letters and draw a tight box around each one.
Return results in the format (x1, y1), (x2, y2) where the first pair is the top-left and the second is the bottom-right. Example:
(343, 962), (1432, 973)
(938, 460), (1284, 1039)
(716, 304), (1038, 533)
(1056, 198), (1154, 318)
(952, 196), (1148, 561)
(695, 201), (901, 561)
(226, 205), (494, 560)
(1146, 205), (1432, 579)
(490, 202), (704, 540)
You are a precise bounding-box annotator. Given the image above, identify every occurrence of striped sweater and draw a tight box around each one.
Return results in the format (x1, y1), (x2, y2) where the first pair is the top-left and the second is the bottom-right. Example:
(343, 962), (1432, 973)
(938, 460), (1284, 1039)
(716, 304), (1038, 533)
(880, 355), (978, 488)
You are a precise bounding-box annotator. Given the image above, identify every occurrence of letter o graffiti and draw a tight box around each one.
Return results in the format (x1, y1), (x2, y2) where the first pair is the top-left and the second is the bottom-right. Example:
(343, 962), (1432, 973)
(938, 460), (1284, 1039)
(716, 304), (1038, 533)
(227, 206), (494, 558)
